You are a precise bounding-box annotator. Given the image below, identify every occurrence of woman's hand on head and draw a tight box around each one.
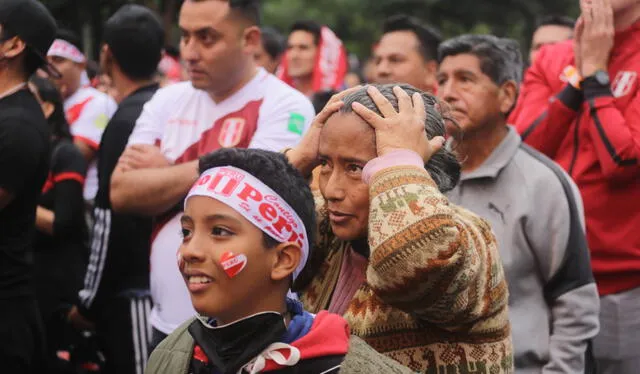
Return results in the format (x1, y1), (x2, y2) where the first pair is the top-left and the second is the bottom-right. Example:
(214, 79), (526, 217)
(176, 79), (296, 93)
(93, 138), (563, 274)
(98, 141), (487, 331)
(352, 85), (445, 162)
(286, 86), (363, 177)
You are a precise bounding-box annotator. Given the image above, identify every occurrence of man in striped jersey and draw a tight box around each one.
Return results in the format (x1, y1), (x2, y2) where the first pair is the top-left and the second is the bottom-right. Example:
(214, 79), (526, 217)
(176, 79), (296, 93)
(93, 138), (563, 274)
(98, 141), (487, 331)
(71, 5), (164, 374)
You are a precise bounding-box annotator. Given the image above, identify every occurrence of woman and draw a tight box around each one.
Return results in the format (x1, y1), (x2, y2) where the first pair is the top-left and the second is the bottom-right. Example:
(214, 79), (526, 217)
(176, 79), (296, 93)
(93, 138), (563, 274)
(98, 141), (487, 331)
(286, 84), (514, 373)
(29, 76), (89, 368)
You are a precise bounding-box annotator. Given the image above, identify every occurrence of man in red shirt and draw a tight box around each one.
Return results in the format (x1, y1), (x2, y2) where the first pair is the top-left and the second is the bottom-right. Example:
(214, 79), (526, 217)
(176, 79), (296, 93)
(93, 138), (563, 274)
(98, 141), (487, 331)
(511, 0), (640, 372)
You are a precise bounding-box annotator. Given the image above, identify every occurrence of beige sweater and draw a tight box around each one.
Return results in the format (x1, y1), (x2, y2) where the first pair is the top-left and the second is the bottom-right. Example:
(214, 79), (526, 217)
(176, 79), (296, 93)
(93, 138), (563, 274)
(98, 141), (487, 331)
(300, 165), (514, 373)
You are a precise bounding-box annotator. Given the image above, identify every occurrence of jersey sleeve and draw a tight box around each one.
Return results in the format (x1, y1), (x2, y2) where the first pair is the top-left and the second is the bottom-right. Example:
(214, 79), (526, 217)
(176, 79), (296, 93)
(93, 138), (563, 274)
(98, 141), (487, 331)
(249, 90), (315, 151)
(127, 89), (170, 146)
(0, 118), (44, 194)
(50, 143), (87, 237)
(70, 96), (117, 151)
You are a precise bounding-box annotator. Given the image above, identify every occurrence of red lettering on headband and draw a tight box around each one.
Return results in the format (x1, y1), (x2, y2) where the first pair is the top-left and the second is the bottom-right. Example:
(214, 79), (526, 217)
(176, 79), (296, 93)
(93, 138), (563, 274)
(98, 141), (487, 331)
(197, 175), (211, 186)
(237, 183), (263, 203)
(259, 203), (277, 222)
(272, 216), (292, 237)
(208, 173), (241, 197)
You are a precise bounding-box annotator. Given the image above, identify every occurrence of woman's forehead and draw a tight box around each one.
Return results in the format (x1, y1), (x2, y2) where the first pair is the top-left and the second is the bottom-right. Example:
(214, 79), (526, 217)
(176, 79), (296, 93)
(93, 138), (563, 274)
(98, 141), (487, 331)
(319, 113), (376, 156)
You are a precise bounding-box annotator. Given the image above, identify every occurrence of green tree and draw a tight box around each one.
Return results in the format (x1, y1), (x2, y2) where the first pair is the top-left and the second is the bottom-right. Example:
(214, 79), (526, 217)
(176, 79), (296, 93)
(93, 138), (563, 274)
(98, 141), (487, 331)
(40, 0), (580, 63)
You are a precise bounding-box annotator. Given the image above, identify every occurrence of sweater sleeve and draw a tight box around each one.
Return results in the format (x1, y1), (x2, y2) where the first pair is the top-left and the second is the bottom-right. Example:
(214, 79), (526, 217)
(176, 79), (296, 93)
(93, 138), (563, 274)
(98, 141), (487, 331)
(365, 165), (509, 326)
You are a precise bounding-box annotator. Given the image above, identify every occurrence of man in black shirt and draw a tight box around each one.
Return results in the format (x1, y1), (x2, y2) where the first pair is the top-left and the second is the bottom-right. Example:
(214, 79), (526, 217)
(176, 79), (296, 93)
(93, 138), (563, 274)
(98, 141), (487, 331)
(0, 1), (60, 372)
(71, 5), (164, 374)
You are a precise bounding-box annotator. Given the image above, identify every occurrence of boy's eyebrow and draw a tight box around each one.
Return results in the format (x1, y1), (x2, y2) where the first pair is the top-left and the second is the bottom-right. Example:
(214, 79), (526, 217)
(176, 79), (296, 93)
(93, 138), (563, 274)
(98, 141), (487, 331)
(204, 214), (242, 225)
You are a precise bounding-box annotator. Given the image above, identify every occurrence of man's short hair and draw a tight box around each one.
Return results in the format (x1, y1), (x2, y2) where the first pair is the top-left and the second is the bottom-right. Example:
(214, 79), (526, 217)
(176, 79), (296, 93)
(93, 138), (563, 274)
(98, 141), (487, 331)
(261, 26), (285, 59)
(198, 148), (316, 291)
(438, 34), (523, 88)
(382, 15), (442, 62)
(535, 15), (575, 30)
(188, 0), (261, 25)
(290, 20), (322, 46)
(56, 28), (84, 52)
(103, 5), (164, 80)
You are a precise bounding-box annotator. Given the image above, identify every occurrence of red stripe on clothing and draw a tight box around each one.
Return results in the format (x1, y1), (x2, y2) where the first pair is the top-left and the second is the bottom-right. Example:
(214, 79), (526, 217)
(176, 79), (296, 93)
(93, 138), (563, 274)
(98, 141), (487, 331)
(66, 97), (94, 125)
(53, 172), (85, 185)
(74, 135), (100, 151)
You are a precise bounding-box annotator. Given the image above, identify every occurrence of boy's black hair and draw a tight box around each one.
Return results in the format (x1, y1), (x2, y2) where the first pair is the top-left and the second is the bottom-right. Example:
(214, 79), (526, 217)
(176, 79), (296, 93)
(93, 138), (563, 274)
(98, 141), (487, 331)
(103, 5), (164, 81)
(199, 148), (316, 291)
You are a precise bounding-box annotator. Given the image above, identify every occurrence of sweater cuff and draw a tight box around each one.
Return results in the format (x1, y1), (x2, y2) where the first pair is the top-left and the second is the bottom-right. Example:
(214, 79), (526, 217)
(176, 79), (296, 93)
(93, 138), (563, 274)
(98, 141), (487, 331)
(362, 150), (424, 185)
(556, 84), (584, 111)
(583, 77), (614, 101)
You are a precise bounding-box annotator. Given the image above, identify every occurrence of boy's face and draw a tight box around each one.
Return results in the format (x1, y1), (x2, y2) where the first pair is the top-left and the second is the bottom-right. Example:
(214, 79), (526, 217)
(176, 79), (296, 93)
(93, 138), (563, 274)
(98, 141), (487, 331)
(179, 196), (283, 323)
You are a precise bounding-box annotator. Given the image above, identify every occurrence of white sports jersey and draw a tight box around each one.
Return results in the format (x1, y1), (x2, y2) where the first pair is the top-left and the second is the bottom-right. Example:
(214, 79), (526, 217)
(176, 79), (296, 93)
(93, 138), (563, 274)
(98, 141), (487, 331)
(128, 68), (315, 334)
(64, 86), (117, 201)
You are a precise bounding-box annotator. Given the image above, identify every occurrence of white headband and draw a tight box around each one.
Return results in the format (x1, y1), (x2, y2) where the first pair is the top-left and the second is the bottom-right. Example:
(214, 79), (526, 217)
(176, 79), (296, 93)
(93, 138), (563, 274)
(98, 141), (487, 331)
(47, 39), (85, 63)
(186, 166), (309, 280)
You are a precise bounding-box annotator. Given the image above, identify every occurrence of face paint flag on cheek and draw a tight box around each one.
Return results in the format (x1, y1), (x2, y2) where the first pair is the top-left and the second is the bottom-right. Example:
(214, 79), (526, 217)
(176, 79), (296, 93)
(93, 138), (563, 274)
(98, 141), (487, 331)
(185, 166), (309, 281)
(220, 251), (248, 278)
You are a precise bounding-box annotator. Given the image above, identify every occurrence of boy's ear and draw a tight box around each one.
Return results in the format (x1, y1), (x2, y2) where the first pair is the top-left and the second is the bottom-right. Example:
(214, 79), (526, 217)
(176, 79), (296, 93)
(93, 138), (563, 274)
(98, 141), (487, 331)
(270, 242), (301, 282)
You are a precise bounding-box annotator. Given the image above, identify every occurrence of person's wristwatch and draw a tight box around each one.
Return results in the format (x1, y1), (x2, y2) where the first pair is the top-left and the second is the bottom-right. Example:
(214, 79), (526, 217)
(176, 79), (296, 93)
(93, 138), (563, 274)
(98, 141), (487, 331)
(583, 69), (610, 86)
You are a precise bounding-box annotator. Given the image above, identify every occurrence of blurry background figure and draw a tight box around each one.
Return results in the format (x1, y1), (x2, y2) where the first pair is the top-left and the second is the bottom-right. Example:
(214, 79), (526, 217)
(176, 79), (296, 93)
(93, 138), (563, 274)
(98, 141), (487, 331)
(86, 59), (100, 88)
(255, 26), (285, 74)
(529, 15), (574, 65)
(344, 70), (363, 88)
(362, 55), (377, 83)
(157, 45), (183, 87)
(95, 73), (120, 102)
(46, 28), (117, 207)
(278, 20), (348, 97)
(29, 75), (89, 374)
(374, 14), (441, 93)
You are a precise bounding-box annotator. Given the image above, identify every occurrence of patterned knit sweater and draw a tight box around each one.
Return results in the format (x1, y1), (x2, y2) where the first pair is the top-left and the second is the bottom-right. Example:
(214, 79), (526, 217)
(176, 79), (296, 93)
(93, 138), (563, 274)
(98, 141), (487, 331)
(300, 165), (514, 373)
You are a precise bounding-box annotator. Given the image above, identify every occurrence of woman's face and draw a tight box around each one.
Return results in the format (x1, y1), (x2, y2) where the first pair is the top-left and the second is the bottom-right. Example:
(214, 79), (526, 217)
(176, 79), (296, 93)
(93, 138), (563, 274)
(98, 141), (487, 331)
(179, 196), (283, 323)
(318, 112), (377, 241)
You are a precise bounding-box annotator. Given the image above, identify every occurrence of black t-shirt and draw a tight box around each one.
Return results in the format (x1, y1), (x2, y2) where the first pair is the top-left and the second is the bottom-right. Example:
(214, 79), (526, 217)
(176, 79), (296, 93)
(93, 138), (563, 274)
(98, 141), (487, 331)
(0, 88), (51, 299)
(34, 139), (87, 317)
(79, 84), (158, 317)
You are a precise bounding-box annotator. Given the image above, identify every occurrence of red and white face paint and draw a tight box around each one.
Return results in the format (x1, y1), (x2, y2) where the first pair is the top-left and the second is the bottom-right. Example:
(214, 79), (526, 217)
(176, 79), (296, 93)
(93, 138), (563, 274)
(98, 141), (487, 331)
(185, 166), (309, 280)
(47, 39), (86, 63)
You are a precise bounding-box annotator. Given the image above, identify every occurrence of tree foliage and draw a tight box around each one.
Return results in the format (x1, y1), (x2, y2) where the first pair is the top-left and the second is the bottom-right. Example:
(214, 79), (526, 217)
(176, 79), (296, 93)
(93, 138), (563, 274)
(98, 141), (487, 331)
(40, 0), (579, 62)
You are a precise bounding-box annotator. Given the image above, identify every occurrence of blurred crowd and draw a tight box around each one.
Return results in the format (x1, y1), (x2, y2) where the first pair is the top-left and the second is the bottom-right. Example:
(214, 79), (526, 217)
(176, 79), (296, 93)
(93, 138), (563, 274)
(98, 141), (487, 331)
(1, 0), (639, 373)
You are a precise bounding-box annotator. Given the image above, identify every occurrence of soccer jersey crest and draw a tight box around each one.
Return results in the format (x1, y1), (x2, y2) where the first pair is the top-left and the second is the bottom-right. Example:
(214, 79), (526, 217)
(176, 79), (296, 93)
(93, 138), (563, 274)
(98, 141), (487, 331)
(612, 71), (637, 98)
(218, 117), (246, 148)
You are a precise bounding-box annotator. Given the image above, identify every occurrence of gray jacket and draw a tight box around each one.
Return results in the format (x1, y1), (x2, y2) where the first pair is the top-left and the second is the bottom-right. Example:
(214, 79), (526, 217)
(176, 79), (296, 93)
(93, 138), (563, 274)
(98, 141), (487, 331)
(447, 127), (600, 374)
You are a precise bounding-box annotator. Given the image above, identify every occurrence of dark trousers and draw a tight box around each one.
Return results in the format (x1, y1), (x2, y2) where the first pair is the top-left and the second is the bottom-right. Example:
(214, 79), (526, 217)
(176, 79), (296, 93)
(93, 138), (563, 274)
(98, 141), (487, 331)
(96, 291), (152, 374)
(0, 297), (46, 374)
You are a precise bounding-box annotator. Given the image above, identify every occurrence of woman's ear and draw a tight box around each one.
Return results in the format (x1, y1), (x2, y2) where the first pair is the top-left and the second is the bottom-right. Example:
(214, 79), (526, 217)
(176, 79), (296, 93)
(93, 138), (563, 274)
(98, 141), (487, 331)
(270, 242), (301, 282)
(41, 101), (55, 119)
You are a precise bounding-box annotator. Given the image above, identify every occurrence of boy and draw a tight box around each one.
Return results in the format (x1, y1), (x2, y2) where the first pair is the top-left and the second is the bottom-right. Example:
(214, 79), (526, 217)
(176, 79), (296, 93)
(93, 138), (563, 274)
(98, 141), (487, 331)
(146, 148), (412, 374)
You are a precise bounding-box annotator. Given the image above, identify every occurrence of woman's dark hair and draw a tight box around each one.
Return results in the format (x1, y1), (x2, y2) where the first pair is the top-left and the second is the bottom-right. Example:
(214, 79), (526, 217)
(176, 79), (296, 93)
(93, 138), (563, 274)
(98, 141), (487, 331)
(339, 83), (461, 192)
(198, 148), (316, 291)
(29, 75), (72, 141)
